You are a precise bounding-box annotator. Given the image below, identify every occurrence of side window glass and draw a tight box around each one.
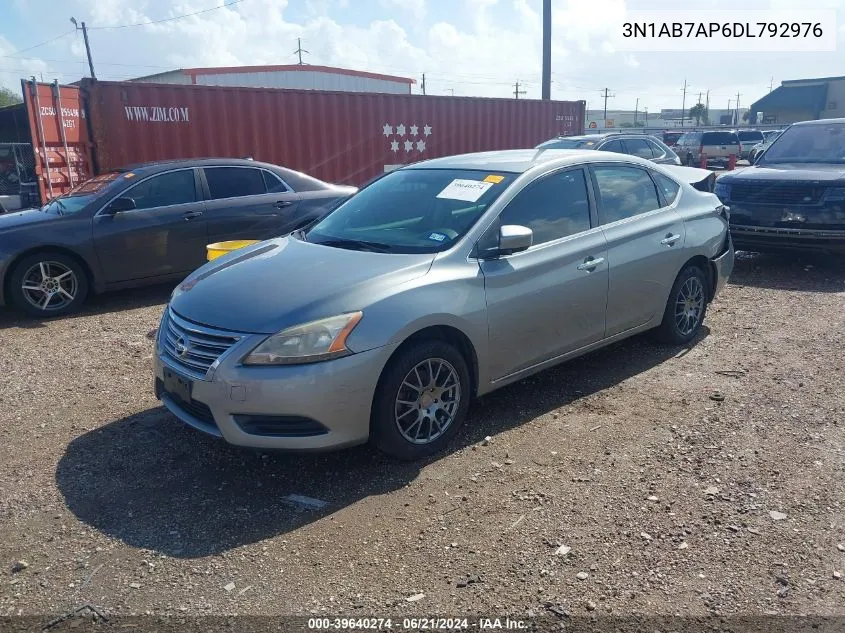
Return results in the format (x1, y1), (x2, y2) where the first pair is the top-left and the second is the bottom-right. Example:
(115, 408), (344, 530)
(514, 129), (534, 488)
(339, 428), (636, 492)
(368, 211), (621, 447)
(626, 138), (655, 159)
(593, 165), (661, 224)
(204, 167), (267, 199)
(262, 170), (290, 193)
(646, 140), (665, 158)
(499, 169), (591, 245)
(601, 139), (625, 153)
(125, 170), (196, 210)
(652, 172), (681, 206)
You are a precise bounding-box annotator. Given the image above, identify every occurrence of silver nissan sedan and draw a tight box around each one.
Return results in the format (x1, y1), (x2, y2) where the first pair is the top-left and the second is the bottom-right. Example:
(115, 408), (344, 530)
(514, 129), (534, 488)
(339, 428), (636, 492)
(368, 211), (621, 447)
(154, 150), (734, 460)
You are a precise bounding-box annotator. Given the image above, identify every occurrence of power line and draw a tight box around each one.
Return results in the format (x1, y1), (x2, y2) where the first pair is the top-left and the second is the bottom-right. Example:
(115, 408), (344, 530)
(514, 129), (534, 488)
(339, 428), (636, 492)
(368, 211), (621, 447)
(1, 30), (75, 58)
(88, 0), (246, 30)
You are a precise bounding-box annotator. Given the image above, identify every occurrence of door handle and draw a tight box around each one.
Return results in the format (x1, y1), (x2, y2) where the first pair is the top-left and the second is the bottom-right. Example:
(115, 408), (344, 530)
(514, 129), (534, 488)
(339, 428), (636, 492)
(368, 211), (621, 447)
(274, 200), (293, 208)
(183, 210), (203, 220)
(661, 233), (681, 246)
(577, 256), (605, 271)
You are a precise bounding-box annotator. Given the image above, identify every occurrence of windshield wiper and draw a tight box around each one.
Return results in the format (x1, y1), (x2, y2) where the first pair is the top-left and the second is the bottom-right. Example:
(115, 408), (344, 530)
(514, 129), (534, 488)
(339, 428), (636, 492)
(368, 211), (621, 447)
(317, 238), (393, 253)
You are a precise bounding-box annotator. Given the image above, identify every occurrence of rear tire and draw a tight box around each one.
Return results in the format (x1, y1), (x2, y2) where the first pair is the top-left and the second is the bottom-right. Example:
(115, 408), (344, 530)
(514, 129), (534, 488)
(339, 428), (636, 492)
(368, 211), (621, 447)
(371, 340), (471, 460)
(654, 265), (708, 345)
(8, 251), (89, 318)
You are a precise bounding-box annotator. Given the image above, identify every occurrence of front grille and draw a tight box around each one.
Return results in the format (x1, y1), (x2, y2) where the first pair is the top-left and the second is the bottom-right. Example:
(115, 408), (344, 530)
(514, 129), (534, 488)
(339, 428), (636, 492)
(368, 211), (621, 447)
(233, 414), (328, 438)
(161, 309), (243, 380)
(729, 182), (824, 206)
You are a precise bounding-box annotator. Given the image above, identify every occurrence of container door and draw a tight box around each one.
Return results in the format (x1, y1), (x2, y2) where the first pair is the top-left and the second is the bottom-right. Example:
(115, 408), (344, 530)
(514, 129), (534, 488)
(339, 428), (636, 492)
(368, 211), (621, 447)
(21, 80), (93, 205)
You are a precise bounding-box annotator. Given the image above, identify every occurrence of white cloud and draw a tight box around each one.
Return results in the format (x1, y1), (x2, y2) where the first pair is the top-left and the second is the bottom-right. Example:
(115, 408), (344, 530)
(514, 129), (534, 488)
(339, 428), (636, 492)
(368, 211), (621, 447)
(381, 0), (426, 21)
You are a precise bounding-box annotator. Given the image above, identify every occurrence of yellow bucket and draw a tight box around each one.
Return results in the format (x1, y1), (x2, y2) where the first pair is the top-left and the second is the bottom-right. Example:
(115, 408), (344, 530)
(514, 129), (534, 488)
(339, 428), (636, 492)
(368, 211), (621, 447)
(206, 240), (260, 261)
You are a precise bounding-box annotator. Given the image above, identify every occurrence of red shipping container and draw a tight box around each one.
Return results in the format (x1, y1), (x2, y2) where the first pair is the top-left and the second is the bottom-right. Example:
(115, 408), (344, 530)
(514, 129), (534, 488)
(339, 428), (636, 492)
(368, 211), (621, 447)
(81, 79), (585, 186)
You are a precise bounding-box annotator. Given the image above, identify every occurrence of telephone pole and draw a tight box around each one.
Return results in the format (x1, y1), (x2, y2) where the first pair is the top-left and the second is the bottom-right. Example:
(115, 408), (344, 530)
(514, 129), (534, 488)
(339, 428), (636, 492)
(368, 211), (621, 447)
(644, 106), (648, 126)
(680, 79), (688, 127)
(513, 81), (526, 99)
(600, 88), (614, 126)
(769, 77), (774, 92)
(541, 0), (551, 100)
(421, 73), (426, 95)
(70, 17), (96, 79)
(634, 97), (639, 125)
(705, 90), (710, 119)
(735, 92), (741, 125)
(293, 37), (309, 65)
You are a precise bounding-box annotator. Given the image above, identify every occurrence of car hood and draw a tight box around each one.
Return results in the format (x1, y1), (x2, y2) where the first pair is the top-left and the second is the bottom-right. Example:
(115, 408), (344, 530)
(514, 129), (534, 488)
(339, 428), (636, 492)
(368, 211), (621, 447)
(0, 208), (57, 231)
(719, 164), (845, 184)
(170, 236), (436, 334)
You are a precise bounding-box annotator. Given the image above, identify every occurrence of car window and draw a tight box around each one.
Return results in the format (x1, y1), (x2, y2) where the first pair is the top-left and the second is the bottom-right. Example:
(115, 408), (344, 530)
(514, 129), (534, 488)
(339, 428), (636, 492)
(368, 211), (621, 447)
(592, 165), (661, 224)
(600, 139), (625, 153)
(651, 172), (681, 205)
(125, 170), (196, 210)
(702, 132), (739, 146)
(625, 138), (654, 159)
(646, 139), (666, 157)
(262, 170), (290, 193)
(738, 131), (764, 143)
(499, 169), (591, 245)
(204, 167), (267, 199)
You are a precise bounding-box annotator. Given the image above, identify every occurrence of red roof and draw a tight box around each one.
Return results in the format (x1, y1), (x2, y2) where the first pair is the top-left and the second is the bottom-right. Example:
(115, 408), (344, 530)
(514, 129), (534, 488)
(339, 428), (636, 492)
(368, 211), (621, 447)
(181, 64), (416, 85)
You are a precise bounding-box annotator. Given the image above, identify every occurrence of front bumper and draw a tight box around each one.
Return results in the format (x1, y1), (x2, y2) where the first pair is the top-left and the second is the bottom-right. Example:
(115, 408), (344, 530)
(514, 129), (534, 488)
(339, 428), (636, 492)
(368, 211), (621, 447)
(153, 336), (398, 451)
(730, 224), (845, 254)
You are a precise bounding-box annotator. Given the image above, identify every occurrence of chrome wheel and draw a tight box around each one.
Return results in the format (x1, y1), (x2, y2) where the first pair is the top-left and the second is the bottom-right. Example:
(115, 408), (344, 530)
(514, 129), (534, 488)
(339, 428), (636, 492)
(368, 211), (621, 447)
(20, 260), (78, 312)
(394, 358), (461, 445)
(674, 276), (705, 336)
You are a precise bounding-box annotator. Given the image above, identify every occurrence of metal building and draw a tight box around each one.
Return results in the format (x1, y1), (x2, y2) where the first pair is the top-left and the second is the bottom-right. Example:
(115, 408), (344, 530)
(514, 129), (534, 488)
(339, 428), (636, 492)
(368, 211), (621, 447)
(749, 75), (845, 124)
(129, 64), (416, 95)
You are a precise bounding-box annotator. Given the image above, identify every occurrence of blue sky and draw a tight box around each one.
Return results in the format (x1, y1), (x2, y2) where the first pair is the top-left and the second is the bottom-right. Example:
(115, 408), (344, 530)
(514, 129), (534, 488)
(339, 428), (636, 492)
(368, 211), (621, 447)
(1, 0), (844, 113)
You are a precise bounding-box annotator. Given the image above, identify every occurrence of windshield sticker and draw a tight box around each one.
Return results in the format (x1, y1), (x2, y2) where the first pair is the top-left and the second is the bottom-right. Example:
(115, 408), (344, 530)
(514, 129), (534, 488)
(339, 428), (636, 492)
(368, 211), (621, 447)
(428, 232), (447, 242)
(483, 174), (505, 184)
(436, 179), (494, 202)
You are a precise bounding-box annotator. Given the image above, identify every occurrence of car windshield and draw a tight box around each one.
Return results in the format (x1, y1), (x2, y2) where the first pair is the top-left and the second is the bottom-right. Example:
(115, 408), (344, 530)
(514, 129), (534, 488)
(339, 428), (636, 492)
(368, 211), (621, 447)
(304, 168), (513, 254)
(738, 131), (763, 142)
(758, 124), (845, 164)
(41, 171), (123, 215)
(536, 138), (597, 149)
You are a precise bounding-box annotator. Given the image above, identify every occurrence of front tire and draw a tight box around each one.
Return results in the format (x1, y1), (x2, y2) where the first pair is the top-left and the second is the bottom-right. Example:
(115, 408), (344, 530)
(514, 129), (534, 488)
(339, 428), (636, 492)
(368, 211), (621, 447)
(371, 340), (471, 460)
(654, 265), (708, 345)
(8, 251), (89, 318)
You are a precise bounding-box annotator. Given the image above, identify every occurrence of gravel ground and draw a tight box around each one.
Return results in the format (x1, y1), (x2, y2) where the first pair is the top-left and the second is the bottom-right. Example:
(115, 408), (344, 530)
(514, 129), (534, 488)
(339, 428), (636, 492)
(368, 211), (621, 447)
(1, 251), (844, 627)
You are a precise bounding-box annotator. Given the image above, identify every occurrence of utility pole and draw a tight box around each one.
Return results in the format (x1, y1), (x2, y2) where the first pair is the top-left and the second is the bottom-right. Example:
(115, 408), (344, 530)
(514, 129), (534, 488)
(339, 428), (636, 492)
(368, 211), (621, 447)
(680, 79), (688, 127)
(513, 81), (526, 100)
(600, 88), (614, 127)
(541, 0), (551, 100)
(293, 37), (309, 65)
(634, 97), (639, 125)
(447, 88), (454, 96)
(705, 90), (710, 120)
(769, 77), (774, 92)
(70, 17), (96, 79)
(644, 107), (648, 126)
(735, 92), (741, 125)
(421, 73), (426, 95)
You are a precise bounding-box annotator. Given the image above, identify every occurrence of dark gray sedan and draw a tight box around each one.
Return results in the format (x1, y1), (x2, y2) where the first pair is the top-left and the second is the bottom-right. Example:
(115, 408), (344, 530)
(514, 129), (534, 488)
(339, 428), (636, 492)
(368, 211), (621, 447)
(0, 158), (356, 317)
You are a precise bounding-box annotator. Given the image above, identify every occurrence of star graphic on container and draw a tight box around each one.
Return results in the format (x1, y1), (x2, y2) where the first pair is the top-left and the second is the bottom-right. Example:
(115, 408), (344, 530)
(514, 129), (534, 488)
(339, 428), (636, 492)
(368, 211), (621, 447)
(410, 124), (419, 136)
(390, 140), (400, 152)
(383, 123), (393, 137)
(397, 123), (406, 136)
(423, 125), (432, 136)
(404, 140), (414, 152)
(416, 140), (426, 152)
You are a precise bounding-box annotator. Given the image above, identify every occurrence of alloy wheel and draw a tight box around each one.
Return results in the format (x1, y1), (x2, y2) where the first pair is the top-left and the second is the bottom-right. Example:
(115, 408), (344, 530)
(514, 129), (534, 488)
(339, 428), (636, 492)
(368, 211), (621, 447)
(20, 261), (78, 312)
(674, 276), (705, 336)
(394, 357), (462, 445)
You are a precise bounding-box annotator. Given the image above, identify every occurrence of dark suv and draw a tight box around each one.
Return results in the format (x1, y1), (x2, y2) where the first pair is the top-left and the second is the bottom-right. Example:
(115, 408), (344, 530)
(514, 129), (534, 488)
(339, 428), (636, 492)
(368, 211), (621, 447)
(715, 119), (845, 254)
(536, 133), (682, 165)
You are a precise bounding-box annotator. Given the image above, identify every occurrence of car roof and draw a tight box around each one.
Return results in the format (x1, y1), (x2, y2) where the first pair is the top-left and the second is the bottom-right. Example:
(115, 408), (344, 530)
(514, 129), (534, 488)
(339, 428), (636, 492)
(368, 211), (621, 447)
(408, 149), (653, 174)
(114, 157), (282, 174)
(792, 118), (845, 126)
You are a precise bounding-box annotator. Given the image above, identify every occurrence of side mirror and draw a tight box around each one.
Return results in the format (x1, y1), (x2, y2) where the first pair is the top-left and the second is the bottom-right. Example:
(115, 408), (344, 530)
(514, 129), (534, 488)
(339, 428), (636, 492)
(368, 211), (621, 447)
(498, 224), (533, 255)
(105, 197), (136, 214)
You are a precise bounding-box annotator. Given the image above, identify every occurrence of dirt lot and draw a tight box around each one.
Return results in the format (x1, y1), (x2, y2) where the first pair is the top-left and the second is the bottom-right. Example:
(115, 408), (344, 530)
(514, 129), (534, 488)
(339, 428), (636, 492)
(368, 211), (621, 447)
(1, 251), (844, 628)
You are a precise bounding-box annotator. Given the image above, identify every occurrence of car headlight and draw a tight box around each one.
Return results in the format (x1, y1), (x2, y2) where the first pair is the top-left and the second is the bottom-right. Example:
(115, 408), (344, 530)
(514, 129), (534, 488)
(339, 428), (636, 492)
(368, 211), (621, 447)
(713, 181), (731, 202)
(242, 312), (363, 365)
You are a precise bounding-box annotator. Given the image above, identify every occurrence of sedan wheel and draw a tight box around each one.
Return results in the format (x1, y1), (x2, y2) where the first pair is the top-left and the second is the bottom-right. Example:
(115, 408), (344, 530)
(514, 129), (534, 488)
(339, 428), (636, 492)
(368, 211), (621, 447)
(9, 252), (89, 318)
(654, 265), (709, 344)
(394, 358), (461, 445)
(373, 340), (471, 460)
